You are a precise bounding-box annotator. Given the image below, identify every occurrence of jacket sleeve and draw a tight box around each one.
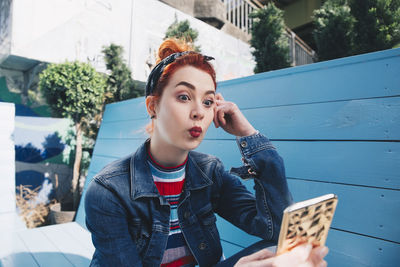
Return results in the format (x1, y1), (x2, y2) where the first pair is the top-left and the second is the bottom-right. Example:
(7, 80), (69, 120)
(85, 179), (143, 267)
(214, 132), (293, 242)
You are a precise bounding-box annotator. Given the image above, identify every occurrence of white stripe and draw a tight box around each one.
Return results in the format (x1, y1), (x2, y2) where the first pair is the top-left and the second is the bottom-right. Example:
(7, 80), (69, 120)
(153, 175), (185, 183)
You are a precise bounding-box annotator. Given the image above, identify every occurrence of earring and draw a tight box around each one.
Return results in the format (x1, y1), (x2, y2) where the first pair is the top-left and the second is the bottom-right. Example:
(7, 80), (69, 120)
(151, 115), (156, 119)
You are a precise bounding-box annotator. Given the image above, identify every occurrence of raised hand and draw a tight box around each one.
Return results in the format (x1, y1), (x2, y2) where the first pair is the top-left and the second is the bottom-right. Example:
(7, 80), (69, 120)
(213, 93), (257, 137)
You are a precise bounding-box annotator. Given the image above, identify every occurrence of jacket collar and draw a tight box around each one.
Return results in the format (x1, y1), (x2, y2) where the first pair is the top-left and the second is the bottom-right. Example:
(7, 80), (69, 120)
(130, 140), (213, 200)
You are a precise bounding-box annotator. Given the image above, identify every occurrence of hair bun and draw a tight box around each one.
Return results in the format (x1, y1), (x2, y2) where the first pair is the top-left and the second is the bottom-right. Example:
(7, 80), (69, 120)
(156, 39), (192, 64)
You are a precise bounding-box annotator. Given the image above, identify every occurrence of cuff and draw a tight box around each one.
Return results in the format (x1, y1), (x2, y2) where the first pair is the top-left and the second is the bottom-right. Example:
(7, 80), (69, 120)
(236, 132), (275, 158)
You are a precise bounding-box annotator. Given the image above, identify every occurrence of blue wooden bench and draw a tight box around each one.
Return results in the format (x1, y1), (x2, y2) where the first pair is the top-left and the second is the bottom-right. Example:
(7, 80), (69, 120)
(2, 48), (399, 266)
(77, 47), (400, 266)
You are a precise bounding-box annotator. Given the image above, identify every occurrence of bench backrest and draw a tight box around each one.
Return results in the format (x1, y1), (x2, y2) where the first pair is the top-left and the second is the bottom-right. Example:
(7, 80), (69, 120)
(76, 48), (400, 267)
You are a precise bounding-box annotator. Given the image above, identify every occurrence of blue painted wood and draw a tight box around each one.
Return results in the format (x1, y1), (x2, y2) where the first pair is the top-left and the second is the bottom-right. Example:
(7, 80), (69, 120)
(16, 228), (74, 267)
(98, 48), (400, 123)
(326, 229), (400, 267)
(0, 232), (39, 267)
(218, 48), (400, 110)
(214, 177), (400, 243)
(97, 96), (400, 141)
(220, 240), (244, 259)
(196, 140), (400, 189)
(102, 97), (148, 122)
(39, 223), (93, 266)
(76, 48), (400, 266)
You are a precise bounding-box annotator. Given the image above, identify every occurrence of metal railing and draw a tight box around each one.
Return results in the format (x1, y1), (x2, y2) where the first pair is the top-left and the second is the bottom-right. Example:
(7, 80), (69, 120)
(221, 0), (316, 66)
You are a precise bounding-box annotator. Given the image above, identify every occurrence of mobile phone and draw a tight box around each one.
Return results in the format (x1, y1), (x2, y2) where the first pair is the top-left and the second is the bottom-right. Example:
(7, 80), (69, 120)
(276, 194), (338, 255)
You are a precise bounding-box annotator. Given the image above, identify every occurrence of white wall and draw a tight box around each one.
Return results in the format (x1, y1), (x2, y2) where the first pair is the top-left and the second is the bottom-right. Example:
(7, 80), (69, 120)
(8, 0), (255, 81)
(0, 102), (15, 214)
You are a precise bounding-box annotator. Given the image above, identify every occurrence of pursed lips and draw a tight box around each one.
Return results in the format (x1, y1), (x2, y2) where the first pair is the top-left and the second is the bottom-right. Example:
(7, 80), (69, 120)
(189, 126), (202, 138)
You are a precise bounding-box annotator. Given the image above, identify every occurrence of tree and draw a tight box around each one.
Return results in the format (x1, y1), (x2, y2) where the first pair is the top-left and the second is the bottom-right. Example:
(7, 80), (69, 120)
(250, 3), (290, 73)
(350, 0), (400, 54)
(165, 18), (201, 52)
(313, 0), (355, 61)
(102, 44), (141, 104)
(39, 61), (105, 209)
(313, 0), (400, 60)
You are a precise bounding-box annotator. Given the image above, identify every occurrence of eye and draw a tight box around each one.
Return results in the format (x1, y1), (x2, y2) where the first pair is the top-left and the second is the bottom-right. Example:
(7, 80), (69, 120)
(178, 94), (190, 101)
(203, 99), (214, 107)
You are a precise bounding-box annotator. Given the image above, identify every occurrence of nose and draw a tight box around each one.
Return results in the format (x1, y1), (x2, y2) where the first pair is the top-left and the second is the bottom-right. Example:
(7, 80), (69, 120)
(190, 102), (205, 120)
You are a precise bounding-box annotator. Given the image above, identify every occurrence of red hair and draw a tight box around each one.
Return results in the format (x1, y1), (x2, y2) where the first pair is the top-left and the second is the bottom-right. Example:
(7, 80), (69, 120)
(151, 39), (217, 97)
(146, 39), (217, 135)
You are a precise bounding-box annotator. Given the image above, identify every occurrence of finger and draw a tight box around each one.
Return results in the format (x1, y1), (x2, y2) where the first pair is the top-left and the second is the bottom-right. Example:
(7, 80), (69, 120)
(242, 249), (275, 262)
(213, 106), (219, 128)
(274, 243), (312, 266)
(218, 107), (226, 126)
(216, 93), (224, 101)
(310, 246), (329, 265)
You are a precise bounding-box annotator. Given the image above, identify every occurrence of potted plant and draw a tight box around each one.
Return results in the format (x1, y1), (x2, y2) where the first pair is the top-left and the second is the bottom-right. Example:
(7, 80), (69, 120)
(39, 61), (105, 222)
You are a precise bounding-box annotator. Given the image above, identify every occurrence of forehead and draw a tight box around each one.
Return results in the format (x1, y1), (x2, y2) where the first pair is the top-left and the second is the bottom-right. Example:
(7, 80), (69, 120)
(168, 66), (215, 91)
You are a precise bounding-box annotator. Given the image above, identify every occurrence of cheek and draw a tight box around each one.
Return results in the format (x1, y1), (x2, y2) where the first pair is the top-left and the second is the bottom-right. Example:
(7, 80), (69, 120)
(204, 109), (215, 128)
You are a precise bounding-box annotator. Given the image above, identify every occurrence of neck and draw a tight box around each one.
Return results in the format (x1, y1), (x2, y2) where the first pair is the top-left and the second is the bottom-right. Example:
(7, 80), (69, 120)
(149, 138), (188, 168)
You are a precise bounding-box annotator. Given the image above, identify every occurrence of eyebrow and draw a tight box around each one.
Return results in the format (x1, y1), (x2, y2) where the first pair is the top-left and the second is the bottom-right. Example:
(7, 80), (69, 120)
(175, 81), (215, 95)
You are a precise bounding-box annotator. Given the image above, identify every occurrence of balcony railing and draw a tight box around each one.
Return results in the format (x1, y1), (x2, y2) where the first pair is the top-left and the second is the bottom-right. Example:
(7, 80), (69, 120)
(222, 0), (316, 66)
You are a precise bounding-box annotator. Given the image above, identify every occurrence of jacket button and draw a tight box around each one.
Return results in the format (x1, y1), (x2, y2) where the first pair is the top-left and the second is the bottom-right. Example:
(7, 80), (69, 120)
(184, 211), (190, 219)
(240, 141), (247, 148)
(199, 242), (206, 250)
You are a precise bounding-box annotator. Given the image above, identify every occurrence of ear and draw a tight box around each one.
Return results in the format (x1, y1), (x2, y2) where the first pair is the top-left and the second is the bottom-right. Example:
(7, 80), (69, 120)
(145, 96), (158, 117)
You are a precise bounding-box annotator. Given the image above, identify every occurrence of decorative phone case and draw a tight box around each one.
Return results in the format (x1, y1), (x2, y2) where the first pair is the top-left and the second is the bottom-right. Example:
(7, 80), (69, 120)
(276, 194), (338, 255)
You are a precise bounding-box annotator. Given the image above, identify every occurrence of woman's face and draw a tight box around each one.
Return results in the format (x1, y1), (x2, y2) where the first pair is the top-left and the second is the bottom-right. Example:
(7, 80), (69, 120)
(152, 65), (216, 152)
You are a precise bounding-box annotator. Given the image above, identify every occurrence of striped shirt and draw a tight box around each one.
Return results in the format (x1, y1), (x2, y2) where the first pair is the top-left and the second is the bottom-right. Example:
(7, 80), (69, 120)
(147, 153), (196, 267)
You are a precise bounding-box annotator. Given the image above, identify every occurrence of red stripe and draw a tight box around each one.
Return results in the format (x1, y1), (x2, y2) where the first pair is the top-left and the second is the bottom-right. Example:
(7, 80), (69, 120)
(161, 255), (196, 267)
(154, 180), (185, 196)
(170, 225), (180, 230)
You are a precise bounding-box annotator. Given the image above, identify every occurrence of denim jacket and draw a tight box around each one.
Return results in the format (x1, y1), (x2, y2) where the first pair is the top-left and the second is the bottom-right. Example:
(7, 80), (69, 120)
(85, 133), (293, 267)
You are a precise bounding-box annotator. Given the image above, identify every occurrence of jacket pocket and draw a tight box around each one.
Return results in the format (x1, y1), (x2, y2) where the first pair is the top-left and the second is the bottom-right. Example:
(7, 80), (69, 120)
(129, 218), (151, 255)
(197, 204), (221, 249)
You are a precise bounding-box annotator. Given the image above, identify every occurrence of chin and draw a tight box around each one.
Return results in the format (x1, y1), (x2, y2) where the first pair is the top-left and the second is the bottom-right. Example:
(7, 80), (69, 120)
(181, 139), (203, 151)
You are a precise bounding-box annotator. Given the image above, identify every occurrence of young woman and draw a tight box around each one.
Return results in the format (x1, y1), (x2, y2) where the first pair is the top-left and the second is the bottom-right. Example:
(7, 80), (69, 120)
(85, 39), (328, 267)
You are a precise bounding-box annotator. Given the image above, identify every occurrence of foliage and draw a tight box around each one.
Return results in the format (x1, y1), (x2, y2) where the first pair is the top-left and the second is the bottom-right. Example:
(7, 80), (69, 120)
(350, 0), (400, 54)
(313, 0), (400, 60)
(102, 44), (142, 104)
(42, 132), (65, 159)
(249, 3), (290, 73)
(165, 18), (201, 52)
(15, 143), (43, 163)
(313, 0), (355, 60)
(39, 61), (105, 210)
(38, 61), (105, 123)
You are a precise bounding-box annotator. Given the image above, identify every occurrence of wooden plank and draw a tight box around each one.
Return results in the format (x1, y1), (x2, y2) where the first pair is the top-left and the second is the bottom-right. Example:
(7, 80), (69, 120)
(0, 232), (39, 267)
(218, 48), (400, 110)
(75, 172), (97, 228)
(98, 97), (400, 141)
(196, 139), (400, 189)
(92, 138), (145, 159)
(218, 176), (400, 243)
(221, 239), (244, 259)
(216, 178), (400, 244)
(98, 49), (400, 123)
(86, 155), (119, 175)
(219, 226), (400, 267)
(39, 223), (93, 266)
(91, 139), (399, 241)
(102, 97), (147, 122)
(61, 222), (94, 252)
(16, 228), (73, 267)
(287, 179), (400, 243)
(326, 229), (400, 267)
